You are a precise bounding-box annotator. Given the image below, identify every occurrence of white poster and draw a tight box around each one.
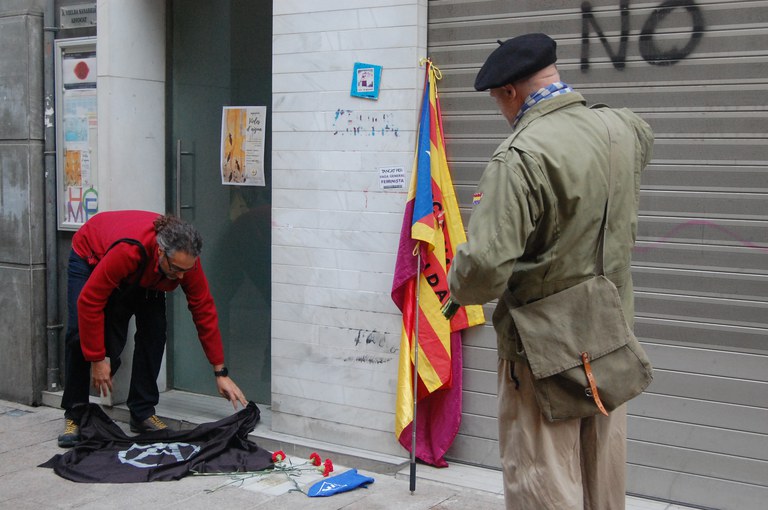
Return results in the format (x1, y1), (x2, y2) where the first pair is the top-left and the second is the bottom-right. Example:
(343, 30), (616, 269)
(221, 106), (266, 186)
(378, 166), (405, 190)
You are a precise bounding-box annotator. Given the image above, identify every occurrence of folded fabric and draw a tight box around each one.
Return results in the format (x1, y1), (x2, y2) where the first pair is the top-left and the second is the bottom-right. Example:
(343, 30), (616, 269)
(307, 468), (375, 497)
(40, 402), (273, 482)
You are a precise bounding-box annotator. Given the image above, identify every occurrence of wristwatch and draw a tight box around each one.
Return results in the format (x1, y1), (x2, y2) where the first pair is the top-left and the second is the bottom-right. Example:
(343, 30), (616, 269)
(214, 366), (229, 377)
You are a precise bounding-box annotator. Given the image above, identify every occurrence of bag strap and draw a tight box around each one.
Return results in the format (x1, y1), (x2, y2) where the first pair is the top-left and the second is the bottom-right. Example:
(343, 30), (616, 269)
(582, 352), (610, 417)
(584, 108), (622, 415)
(592, 107), (619, 277)
(104, 238), (148, 290)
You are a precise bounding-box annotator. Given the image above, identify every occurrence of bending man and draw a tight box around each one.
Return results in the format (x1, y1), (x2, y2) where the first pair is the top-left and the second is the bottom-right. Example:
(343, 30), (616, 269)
(59, 210), (247, 447)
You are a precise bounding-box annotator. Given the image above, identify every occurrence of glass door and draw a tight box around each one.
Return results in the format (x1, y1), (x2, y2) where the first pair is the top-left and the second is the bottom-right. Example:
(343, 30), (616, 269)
(168, 0), (272, 403)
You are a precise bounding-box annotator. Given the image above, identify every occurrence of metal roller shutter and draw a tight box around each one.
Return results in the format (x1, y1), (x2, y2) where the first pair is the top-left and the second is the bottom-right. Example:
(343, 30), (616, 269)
(428, 1), (768, 508)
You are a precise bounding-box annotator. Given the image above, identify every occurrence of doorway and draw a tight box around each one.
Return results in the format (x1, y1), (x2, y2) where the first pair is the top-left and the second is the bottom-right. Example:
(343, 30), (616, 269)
(167, 0), (272, 403)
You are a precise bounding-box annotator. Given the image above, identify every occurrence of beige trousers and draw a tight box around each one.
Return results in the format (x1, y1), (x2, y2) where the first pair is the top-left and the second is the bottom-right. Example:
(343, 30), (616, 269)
(498, 359), (627, 510)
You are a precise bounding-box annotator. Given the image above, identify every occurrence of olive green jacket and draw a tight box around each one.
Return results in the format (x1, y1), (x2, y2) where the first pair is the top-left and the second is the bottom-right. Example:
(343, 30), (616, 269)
(447, 92), (654, 361)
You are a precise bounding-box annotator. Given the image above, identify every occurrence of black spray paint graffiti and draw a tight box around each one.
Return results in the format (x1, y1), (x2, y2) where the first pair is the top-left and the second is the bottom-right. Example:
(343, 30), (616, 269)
(345, 329), (398, 365)
(581, 0), (705, 70)
(342, 354), (392, 365)
(353, 329), (398, 353)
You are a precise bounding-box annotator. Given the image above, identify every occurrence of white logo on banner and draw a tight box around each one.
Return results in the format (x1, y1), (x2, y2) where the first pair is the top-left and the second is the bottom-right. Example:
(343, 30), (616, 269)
(316, 481), (348, 494)
(117, 442), (201, 468)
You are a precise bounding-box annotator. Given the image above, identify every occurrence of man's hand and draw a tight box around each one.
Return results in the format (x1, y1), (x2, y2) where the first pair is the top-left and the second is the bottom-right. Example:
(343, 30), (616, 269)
(91, 359), (112, 397)
(215, 374), (248, 410)
(441, 297), (461, 320)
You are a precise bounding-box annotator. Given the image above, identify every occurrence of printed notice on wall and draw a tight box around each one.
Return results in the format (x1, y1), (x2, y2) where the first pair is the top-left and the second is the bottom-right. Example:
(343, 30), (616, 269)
(378, 166), (405, 190)
(220, 106), (266, 186)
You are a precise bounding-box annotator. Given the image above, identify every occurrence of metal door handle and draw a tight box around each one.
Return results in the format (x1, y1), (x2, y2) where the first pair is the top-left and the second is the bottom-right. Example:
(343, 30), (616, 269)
(175, 139), (194, 217)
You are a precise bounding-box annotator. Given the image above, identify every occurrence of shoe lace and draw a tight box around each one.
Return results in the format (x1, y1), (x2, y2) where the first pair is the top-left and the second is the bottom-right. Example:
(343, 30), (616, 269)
(63, 419), (79, 434)
(149, 415), (167, 429)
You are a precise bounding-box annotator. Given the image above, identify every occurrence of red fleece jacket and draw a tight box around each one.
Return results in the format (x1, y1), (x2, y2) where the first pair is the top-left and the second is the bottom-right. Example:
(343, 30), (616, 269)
(71, 210), (224, 365)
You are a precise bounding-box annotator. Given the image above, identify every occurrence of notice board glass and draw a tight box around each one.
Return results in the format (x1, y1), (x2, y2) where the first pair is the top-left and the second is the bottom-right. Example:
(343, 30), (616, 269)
(55, 37), (98, 231)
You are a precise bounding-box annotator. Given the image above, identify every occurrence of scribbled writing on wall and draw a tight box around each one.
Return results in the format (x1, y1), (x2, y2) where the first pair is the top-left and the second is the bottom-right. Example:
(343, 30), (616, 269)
(581, 0), (705, 70)
(343, 328), (398, 365)
(332, 110), (400, 137)
(353, 329), (398, 353)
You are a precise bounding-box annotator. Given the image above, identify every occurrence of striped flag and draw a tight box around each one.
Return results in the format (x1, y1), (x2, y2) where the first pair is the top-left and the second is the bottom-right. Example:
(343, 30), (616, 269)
(391, 60), (485, 467)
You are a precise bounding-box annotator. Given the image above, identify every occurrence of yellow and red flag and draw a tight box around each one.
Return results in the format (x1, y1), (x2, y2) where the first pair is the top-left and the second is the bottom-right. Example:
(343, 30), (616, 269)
(391, 60), (485, 467)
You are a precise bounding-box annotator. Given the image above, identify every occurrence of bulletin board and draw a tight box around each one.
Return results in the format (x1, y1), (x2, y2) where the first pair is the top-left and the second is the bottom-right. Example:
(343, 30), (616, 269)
(55, 37), (98, 231)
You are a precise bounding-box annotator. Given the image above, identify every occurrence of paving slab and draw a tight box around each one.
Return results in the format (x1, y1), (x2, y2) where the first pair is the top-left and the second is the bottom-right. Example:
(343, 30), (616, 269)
(1, 398), (700, 510)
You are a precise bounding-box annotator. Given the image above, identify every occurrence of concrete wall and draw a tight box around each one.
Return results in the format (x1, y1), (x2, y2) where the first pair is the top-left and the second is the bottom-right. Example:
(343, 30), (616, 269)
(94, 0), (167, 403)
(95, 0), (165, 213)
(0, 0), (47, 404)
(0, 0), (166, 405)
(270, 0), (426, 457)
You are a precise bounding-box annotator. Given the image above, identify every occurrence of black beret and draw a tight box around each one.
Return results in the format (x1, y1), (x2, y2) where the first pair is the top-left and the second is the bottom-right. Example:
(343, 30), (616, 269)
(474, 33), (557, 91)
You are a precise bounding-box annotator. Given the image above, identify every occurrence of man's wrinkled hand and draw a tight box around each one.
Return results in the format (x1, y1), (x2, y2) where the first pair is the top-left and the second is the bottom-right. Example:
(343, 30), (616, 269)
(215, 376), (248, 410)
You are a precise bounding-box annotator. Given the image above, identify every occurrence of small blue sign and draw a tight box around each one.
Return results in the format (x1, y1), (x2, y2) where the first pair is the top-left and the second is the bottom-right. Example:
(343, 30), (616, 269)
(350, 62), (382, 100)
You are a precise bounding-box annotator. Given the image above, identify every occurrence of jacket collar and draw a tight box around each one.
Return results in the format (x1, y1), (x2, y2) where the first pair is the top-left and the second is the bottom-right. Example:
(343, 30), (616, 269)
(514, 92), (587, 133)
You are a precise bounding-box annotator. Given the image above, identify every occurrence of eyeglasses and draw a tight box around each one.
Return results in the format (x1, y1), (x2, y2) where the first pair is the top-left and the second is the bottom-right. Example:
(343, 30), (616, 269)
(164, 252), (196, 274)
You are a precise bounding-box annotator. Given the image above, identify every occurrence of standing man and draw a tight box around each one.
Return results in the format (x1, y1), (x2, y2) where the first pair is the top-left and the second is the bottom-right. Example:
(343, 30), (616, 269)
(447, 34), (654, 509)
(58, 210), (248, 448)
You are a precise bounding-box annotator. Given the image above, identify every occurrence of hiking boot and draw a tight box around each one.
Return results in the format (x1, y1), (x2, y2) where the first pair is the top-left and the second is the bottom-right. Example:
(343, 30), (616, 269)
(58, 418), (81, 448)
(130, 414), (168, 433)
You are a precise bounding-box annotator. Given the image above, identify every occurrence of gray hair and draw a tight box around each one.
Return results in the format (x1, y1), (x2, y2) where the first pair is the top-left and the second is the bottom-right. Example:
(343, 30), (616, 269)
(153, 214), (203, 258)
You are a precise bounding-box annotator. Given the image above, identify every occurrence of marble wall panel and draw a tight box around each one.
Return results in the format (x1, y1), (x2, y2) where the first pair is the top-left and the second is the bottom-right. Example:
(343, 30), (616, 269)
(271, 0), (427, 456)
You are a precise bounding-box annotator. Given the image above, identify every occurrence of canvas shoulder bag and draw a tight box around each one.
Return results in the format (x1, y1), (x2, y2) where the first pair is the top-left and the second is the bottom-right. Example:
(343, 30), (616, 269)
(509, 108), (653, 422)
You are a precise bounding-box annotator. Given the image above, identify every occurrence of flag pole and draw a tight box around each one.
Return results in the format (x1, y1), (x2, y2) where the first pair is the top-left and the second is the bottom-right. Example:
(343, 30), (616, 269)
(410, 246), (421, 493)
(410, 60), (430, 494)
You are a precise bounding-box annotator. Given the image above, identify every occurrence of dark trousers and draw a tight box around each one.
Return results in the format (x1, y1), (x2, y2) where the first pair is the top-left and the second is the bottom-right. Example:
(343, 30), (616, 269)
(61, 249), (167, 422)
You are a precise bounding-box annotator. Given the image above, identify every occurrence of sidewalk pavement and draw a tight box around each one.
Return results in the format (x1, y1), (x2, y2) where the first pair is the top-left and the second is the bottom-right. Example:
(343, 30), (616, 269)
(1, 397), (695, 509)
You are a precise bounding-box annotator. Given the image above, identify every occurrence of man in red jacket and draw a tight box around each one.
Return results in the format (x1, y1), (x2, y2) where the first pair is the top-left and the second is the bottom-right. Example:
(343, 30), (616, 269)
(58, 210), (248, 447)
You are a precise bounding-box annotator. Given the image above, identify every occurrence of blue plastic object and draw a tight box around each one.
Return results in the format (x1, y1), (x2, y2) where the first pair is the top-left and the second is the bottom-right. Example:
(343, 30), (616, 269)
(306, 468), (375, 497)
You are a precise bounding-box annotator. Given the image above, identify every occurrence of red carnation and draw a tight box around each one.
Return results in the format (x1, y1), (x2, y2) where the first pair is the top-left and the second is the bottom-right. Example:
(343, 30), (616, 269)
(309, 452), (321, 466)
(271, 450), (286, 463)
(322, 458), (334, 477)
